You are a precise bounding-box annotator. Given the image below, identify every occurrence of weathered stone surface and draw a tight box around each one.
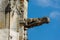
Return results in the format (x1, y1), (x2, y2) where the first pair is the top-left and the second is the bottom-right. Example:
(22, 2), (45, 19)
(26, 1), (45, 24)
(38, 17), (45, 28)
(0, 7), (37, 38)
(0, 0), (9, 28)
(0, 29), (9, 40)
(0, 12), (5, 28)
(0, 0), (8, 12)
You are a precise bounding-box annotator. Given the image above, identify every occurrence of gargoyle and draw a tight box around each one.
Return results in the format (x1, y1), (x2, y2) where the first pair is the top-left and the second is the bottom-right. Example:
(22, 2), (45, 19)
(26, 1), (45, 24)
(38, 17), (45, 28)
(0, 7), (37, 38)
(24, 17), (50, 29)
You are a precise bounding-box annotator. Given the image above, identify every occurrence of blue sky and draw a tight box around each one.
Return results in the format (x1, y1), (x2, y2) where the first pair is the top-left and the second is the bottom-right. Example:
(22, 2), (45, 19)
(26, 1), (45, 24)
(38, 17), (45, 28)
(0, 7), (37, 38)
(27, 0), (60, 40)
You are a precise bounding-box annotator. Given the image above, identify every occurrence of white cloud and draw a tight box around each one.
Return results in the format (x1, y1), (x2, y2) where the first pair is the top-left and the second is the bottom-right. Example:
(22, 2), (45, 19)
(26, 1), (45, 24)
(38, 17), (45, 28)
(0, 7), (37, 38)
(37, 0), (50, 7)
(36, 0), (60, 8)
(49, 11), (60, 19)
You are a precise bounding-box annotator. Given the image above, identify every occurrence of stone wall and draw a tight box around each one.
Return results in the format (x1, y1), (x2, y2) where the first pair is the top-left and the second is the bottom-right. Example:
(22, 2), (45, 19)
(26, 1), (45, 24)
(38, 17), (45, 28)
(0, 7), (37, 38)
(0, 0), (9, 28)
(0, 0), (28, 40)
(0, 13), (5, 28)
